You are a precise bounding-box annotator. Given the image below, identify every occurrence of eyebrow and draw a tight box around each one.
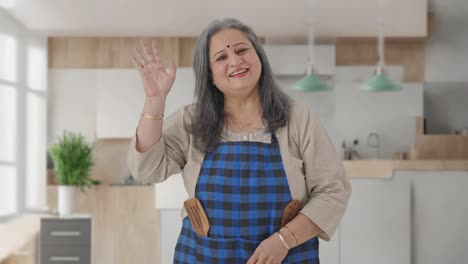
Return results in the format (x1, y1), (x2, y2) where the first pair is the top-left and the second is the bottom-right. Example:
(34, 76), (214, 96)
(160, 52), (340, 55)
(213, 42), (248, 58)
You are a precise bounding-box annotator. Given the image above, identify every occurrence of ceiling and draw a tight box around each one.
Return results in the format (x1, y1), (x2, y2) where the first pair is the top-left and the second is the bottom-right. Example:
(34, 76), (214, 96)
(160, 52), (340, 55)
(3, 0), (427, 38)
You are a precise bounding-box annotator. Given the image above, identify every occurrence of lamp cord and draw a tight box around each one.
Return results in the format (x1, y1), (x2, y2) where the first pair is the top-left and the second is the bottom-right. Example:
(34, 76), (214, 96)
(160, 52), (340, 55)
(307, 0), (316, 69)
(377, 0), (385, 69)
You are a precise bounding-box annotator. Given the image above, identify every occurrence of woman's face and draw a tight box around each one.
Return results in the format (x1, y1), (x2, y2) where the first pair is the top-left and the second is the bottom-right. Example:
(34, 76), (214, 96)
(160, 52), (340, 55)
(208, 29), (262, 97)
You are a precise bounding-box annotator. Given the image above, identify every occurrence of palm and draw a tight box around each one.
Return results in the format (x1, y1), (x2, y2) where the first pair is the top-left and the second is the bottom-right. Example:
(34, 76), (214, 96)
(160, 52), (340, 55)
(139, 62), (174, 98)
(131, 40), (177, 99)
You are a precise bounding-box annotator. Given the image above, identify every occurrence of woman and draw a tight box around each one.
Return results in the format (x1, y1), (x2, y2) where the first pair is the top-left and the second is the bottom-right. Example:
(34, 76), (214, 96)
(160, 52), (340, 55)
(127, 18), (351, 264)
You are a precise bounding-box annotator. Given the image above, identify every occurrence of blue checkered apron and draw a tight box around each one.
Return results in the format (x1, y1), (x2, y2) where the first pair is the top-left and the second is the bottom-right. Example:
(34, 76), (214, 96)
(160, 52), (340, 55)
(174, 132), (319, 263)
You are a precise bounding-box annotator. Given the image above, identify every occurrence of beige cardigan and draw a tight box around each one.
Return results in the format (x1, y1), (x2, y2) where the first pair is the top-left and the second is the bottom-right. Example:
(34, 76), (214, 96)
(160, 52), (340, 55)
(127, 101), (351, 241)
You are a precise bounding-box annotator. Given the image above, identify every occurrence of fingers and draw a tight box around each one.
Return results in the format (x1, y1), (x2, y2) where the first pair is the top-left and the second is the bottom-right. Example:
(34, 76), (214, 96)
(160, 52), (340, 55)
(151, 40), (161, 63)
(246, 250), (260, 264)
(131, 55), (143, 71)
(139, 40), (156, 63)
(132, 39), (175, 79)
(134, 46), (147, 67)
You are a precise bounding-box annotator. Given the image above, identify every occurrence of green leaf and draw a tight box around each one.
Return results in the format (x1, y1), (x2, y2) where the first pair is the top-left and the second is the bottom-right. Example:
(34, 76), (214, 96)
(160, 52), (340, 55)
(49, 130), (100, 192)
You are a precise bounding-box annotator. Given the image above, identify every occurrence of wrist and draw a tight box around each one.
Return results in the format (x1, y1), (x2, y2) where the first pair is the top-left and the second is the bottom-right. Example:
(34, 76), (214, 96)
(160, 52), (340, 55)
(144, 96), (166, 115)
(279, 227), (297, 248)
(276, 232), (290, 251)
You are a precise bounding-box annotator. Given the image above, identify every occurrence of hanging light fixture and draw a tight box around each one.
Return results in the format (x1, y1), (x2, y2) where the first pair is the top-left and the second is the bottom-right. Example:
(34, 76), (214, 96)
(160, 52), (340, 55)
(294, 0), (332, 92)
(360, 0), (402, 92)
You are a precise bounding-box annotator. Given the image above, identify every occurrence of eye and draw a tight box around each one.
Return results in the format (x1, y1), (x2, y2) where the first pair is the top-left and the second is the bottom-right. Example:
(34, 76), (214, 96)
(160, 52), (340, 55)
(215, 55), (227, 62)
(236, 48), (248, 54)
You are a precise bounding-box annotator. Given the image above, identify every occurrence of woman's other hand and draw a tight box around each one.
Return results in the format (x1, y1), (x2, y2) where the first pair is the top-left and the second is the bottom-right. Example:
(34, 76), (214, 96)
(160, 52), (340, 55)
(246, 233), (288, 264)
(131, 40), (177, 99)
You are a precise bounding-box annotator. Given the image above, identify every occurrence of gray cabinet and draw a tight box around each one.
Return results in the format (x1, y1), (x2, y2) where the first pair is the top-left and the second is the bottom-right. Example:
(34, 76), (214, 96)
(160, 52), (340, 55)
(40, 217), (92, 264)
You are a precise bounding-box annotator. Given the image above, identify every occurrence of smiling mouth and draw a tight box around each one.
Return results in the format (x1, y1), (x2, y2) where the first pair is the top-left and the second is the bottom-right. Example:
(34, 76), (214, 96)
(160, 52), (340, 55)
(229, 68), (249, 78)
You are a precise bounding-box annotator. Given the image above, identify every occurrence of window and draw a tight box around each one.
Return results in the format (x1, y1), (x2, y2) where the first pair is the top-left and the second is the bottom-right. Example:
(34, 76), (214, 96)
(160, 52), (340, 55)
(0, 27), (47, 219)
(0, 33), (18, 218)
(0, 33), (16, 82)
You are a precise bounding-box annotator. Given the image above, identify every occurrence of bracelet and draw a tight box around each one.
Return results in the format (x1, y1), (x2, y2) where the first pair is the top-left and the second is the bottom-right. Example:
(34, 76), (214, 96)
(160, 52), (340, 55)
(283, 225), (299, 246)
(277, 232), (290, 250)
(141, 112), (164, 120)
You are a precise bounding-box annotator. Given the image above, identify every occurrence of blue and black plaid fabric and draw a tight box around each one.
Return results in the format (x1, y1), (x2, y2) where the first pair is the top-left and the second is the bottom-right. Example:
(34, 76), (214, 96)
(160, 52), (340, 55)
(174, 132), (319, 263)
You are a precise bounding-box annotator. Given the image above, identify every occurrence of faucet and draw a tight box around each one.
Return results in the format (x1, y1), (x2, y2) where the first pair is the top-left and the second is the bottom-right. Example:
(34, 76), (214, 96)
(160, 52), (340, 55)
(367, 132), (380, 159)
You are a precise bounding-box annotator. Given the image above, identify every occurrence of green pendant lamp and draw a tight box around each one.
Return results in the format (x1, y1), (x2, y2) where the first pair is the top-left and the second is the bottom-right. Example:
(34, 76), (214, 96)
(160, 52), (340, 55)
(361, 66), (402, 92)
(360, 0), (402, 92)
(294, 0), (332, 92)
(294, 66), (332, 91)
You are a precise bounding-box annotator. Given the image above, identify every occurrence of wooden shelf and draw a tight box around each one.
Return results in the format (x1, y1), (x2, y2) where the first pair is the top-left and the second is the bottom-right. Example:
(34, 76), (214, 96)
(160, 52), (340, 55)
(410, 116), (468, 160)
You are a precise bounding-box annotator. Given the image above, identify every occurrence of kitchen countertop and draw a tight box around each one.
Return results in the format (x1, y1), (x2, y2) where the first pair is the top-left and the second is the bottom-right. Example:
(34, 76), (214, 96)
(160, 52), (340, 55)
(343, 159), (468, 178)
(0, 214), (43, 262)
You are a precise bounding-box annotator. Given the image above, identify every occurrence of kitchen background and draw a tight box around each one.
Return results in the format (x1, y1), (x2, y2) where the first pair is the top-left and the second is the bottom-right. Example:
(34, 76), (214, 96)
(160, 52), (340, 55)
(1, 0), (468, 263)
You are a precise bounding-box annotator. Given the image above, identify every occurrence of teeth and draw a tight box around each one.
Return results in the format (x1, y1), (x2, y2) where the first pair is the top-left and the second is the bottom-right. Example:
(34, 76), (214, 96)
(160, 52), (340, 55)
(230, 69), (248, 77)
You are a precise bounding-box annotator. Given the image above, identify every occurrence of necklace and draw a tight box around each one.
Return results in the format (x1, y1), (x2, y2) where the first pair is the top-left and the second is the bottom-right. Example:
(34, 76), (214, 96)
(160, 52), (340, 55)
(221, 127), (271, 143)
(227, 109), (262, 131)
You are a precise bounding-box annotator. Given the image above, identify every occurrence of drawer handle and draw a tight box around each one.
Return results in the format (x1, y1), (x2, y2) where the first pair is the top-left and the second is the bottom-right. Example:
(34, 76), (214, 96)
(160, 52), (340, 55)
(50, 256), (80, 262)
(50, 231), (81, 237)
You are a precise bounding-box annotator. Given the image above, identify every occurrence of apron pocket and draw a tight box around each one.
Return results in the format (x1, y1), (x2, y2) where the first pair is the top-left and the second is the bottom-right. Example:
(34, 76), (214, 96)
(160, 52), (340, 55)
(194, 232), (261, 263)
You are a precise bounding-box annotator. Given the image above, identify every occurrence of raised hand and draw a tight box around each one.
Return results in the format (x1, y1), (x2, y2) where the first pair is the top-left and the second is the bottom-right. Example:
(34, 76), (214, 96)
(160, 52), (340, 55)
(131, 40), (177, 99)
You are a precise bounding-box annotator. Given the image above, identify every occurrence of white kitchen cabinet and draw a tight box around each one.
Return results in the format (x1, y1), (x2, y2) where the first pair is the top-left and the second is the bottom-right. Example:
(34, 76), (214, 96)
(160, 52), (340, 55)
(96, 68), (195, 138)
(159, 209), (183, 264)
(48, 70), (98, 143)
(341, 178), (411, 264)
(319, 226), (340, 264)
(154, 173), (188, 209)
(395, 171), (468, 264)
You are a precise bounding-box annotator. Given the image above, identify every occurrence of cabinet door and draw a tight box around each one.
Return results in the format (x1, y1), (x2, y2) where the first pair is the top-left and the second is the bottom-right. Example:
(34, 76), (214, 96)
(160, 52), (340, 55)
(319, 226), (340, 264)
(49, 69), (97, 141)
(96, 68), (195, 138)
(159, 209), (184, 264)
(340, 179), (411, 264)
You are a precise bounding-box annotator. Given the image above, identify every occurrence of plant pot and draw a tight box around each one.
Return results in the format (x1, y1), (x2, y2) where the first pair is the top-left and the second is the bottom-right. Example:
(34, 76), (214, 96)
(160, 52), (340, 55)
(58, 185), (75, 216)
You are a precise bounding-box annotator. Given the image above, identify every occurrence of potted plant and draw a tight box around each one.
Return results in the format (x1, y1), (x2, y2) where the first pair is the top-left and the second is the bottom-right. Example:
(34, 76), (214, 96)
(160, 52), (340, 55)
(49, 130), (100, 216)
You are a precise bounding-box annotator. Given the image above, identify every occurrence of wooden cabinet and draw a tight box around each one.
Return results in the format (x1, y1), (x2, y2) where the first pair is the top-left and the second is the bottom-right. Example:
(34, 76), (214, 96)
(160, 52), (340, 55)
(410, 116), (468, 159)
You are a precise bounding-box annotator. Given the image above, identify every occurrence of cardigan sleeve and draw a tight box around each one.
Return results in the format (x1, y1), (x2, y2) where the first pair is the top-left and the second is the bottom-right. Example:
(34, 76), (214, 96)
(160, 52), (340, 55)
(126, 105), (191, 184)
(295, 102), (352, 241)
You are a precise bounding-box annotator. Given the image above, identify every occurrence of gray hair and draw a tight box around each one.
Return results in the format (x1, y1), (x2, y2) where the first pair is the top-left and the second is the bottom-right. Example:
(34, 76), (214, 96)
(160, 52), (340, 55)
(187, 17), (291, 153)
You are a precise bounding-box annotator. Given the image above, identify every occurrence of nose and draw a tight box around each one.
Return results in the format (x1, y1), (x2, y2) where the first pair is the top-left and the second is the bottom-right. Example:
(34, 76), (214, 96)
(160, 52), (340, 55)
(229, 54), (243, 67)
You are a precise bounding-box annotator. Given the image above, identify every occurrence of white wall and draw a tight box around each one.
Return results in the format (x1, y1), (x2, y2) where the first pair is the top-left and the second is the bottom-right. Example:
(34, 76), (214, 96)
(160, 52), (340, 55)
(423, 0), (468, 134)
(425, 0), (468, 82)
